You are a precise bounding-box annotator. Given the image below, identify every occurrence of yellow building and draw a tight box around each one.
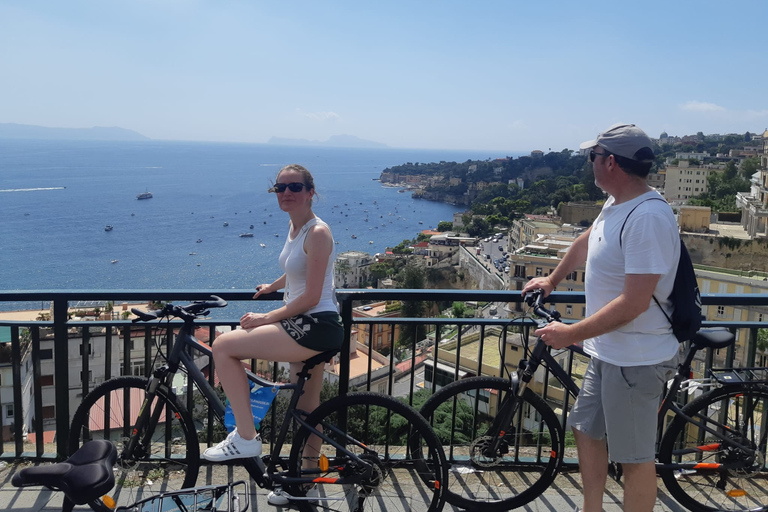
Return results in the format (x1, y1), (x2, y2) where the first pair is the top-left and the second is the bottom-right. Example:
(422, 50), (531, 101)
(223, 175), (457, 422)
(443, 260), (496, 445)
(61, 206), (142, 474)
(663, 160), (723, 202)
(679, 205), (711, 232)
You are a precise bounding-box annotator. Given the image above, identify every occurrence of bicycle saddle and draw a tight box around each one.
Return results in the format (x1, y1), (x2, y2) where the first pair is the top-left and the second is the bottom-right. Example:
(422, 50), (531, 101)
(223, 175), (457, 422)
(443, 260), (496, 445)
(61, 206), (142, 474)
(692, 328), (735, 350)
(12, 440), (116, 505)
(304, 350), (339, 369)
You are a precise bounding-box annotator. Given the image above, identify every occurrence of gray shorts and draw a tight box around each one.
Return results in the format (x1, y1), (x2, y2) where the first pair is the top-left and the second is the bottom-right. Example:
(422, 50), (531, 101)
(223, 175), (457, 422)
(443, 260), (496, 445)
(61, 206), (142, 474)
(567, 353), (679, 463)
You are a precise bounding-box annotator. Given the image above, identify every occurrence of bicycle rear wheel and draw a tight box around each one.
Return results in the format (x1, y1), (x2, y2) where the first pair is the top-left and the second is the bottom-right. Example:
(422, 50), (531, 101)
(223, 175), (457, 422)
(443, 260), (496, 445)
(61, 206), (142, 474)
(419, 377), (564, 511)
(659, 385), (768, 512)
(287, 392), (447, 512)
(68, 376), (200, 507)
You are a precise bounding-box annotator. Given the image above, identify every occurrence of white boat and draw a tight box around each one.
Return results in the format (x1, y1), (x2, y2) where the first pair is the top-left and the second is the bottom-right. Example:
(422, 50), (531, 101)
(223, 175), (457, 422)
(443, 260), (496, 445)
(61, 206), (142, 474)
(260, 243), (266, 248)
(137, 191), (153, 200)
(239, 233), (254, 238)
(110, 259), (118, 264)
(223, 222), (229, 227)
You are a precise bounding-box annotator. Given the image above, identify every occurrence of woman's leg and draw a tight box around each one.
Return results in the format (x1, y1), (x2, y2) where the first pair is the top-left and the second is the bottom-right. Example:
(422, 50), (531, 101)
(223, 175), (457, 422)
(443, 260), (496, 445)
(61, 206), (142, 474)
(212, 324), (321, 440)
(290, 361), (326, 464)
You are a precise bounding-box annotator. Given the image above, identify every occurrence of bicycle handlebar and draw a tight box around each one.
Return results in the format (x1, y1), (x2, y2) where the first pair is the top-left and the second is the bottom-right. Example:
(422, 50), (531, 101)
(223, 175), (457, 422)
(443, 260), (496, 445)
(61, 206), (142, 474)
(523, 289), (561, 324)
(131, 295), (227, 323)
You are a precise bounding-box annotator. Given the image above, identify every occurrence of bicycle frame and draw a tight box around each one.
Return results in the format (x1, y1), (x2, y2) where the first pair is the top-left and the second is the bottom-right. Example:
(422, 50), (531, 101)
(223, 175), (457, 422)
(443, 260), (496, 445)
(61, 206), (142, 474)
(128, 317), (374, 492)
(488, 326), (768, 472)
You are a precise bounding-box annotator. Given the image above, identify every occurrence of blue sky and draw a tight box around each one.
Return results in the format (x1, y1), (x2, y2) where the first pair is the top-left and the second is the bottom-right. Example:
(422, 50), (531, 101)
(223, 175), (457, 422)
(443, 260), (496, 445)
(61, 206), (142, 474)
(2, 0), (766, 153)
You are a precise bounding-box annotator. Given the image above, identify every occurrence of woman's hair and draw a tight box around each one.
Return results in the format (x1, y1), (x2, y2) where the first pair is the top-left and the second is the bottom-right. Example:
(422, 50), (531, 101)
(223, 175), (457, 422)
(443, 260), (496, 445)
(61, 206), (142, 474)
(277, 164), (315, 190)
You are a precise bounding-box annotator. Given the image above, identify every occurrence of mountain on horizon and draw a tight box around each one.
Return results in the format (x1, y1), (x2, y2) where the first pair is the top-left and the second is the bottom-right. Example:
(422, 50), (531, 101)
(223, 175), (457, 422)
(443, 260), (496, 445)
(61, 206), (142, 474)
(267, 134), (388, 149)
(0, 123), (149, 141)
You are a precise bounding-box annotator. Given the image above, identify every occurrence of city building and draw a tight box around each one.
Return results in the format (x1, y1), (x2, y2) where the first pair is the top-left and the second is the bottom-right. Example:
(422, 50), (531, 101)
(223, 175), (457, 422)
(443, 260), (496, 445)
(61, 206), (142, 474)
(662, 160), (724, 202)
(351, 301), (402, 355)
(736, 129), (768, 238)
(334, 251), (373, 289)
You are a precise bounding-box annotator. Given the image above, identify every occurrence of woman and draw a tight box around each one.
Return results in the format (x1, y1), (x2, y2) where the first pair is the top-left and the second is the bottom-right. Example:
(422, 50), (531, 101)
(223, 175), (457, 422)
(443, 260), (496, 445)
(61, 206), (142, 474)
(203, 164), (343, 501)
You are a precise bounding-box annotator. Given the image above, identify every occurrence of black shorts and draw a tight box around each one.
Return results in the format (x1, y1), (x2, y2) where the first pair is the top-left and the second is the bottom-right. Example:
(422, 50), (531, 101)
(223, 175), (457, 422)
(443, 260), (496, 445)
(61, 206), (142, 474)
(279, 312), (344, 352)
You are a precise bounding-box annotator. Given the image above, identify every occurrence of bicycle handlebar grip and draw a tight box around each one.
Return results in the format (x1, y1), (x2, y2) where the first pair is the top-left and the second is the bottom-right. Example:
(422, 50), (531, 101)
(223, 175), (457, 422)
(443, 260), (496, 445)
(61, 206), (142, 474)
(131, 308), (158, 322)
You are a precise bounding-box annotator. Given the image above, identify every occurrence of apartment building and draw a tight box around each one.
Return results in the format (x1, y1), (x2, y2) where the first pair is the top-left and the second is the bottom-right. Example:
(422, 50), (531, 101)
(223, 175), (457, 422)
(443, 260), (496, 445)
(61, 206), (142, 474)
(351, 301), (402, 355)
(736, 129), (768, 238)
(663, 160), (723, 202)
(509, 216), (561, 250)
(334, 250), (373, 289)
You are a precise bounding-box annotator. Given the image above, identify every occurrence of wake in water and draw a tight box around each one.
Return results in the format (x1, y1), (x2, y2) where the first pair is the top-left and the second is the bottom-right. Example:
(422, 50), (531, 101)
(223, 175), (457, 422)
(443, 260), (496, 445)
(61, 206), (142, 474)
(0, 187), (66, 192)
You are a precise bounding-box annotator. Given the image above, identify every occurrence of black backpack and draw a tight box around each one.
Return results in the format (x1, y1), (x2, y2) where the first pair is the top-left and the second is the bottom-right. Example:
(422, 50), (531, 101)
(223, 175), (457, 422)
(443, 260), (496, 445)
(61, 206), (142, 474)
(620, 198), (702, 343)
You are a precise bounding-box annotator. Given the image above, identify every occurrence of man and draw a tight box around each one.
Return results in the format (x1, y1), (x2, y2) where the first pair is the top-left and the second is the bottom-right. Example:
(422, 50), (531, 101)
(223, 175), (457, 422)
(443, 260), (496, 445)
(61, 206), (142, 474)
(521, 123), (680, 512)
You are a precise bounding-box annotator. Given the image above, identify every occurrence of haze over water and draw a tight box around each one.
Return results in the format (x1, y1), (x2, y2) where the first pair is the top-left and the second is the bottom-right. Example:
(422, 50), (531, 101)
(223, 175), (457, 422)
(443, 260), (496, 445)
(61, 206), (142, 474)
(1, 139), (512, 315)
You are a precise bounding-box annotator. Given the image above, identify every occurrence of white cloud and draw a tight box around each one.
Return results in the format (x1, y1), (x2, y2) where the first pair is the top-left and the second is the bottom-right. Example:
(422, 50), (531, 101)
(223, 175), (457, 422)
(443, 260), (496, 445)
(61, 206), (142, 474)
(295, 108), (341, 122)
(679, 101), (726, 112)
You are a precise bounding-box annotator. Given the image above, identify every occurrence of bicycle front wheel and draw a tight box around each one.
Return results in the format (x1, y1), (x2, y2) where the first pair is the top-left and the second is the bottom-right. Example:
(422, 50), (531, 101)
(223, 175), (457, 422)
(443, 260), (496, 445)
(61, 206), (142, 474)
(419, 377), (564, 511)
(659, 384), (768, 512)
(68, 376), (200, 507)
(287, 392), (447, 512)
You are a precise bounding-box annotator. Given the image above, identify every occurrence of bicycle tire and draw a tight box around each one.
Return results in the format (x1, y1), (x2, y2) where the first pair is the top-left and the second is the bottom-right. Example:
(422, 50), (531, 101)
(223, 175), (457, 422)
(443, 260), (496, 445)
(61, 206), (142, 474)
(418, 376), (564, 511)
(287, 392), (447, 512)
(68, 376), (200, 506)
(659, 384), (768, 512)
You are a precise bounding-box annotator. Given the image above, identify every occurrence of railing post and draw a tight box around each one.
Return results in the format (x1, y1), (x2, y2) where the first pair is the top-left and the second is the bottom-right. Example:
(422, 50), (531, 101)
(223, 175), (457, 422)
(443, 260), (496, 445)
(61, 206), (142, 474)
(339, 296), (353, 396)
(53, 298), (70, 458)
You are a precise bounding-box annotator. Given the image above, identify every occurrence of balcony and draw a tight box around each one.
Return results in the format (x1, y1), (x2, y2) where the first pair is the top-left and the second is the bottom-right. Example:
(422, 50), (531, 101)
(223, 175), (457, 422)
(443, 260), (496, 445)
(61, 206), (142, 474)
(1, 288), (767, 465)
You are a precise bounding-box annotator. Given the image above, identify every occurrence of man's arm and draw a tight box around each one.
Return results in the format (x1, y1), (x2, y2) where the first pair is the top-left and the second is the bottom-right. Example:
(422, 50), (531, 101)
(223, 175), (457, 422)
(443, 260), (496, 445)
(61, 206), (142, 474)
(536, 273), (661, 349)
(521, 226), (591, 296)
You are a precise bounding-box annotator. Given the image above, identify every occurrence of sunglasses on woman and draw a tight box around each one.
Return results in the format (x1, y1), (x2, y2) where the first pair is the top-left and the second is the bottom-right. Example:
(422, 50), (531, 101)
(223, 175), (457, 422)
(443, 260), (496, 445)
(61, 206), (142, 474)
(269, 182), (308, 193)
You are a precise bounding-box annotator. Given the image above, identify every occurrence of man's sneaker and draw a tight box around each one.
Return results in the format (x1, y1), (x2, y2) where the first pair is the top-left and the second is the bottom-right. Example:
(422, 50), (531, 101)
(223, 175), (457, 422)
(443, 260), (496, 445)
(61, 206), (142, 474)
(202, 428), (262, 461)
(267, 488), (291, 506)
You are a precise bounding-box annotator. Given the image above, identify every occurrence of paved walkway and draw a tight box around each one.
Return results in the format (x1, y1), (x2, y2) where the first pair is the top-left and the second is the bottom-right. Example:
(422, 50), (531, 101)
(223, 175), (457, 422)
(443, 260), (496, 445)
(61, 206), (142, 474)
(0, 461), (686, 512)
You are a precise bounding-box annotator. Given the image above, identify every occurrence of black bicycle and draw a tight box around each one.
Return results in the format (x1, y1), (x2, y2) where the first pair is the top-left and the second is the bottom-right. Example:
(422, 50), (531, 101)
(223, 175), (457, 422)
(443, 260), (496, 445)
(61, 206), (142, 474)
(60, 296), (447, 512)
(418, 289), (768, 512)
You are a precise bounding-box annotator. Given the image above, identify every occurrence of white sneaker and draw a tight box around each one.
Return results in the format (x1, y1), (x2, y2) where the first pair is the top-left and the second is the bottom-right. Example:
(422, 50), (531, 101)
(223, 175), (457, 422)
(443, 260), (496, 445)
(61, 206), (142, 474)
(267, 488), (291, 506)
(202, 428), (262, 461)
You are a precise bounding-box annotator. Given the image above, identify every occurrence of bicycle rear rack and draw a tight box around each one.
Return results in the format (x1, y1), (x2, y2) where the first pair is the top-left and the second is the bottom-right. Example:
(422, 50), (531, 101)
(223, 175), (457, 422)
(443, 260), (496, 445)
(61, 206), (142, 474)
(116, 481), (249, 512)
(709, 367), (768, 385)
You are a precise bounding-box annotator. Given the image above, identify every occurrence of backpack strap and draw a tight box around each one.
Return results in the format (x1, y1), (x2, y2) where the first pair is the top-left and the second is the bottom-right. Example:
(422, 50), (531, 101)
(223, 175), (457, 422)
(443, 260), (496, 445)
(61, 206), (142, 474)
(618, 196), (673, 324)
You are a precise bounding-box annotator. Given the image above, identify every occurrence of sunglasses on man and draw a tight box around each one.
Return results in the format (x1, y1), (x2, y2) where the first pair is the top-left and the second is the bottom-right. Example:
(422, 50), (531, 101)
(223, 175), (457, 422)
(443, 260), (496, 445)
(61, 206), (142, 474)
(269, 182), (308, 193)
(589, 149), (612, 162)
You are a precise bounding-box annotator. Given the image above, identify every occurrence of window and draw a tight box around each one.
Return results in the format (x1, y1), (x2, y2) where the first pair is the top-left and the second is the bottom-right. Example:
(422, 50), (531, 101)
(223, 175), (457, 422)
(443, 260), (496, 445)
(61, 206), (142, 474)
(565, 305), (573, 316)
(5, 404), (13, 419)
(582, 307), (587, 317)
(535, 267), (543, 277)
(40, 375), (54, 386)
(581, 272), (586, 283)
(40, 348), (53, 360)
(566, 271), (577, 281)
(717, 305), (725, 317)
(42, 405), (55, 419)
(758, 313), (764, 323)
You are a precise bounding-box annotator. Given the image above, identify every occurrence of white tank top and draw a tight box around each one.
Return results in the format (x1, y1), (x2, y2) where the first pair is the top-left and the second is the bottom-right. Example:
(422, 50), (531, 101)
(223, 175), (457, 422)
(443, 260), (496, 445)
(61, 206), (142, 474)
(278, 217), (339, 314)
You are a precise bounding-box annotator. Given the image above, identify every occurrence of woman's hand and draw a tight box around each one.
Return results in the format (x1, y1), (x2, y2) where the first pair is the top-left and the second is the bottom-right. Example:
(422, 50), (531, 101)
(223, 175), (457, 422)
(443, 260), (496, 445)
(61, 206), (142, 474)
(253, 284), (272, 299)
(240, 311), (271, 330)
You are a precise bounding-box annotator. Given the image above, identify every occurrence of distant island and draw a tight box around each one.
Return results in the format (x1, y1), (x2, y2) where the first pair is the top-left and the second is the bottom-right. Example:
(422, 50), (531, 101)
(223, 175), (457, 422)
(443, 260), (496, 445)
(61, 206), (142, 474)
(267, 134), (388, 149)
(0, 123), (149, 141)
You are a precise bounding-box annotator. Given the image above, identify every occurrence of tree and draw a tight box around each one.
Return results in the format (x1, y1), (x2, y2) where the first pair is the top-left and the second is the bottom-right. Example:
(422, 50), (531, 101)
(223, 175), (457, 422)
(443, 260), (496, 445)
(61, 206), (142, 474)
(436, 221), (453, 232)
(452, 301), (466, 319)
(741, 156), (760, 178)
(335, 259), (352, 288)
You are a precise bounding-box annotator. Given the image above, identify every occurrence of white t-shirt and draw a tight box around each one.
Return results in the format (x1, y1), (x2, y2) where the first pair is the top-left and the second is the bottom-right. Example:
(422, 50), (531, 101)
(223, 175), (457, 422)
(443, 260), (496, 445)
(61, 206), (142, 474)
(583, 190), (679, 366)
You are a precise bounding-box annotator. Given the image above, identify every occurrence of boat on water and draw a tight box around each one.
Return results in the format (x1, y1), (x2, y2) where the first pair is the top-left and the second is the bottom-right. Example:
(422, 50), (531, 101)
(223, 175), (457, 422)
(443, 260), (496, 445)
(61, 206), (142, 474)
(369, 241), (374, 244)
(351, 235), (357, 239)
(137, 191), (153, 200)
(260, 243), (266, 248)
(110, 259), (118, 264)
(223, 222), (229, 227)
(196, 239), (203, 243)
(189, 252), (196, 255)
(104, 225), (114, 231)
(250, 225), (254, 229)
(239, 233), (254, 238)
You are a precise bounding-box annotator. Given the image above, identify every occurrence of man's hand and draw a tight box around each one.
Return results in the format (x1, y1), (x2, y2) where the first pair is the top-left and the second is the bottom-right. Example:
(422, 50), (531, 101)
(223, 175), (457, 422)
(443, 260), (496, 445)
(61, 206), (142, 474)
(535, 322), (578, 350)
(521, 276), (555, 297)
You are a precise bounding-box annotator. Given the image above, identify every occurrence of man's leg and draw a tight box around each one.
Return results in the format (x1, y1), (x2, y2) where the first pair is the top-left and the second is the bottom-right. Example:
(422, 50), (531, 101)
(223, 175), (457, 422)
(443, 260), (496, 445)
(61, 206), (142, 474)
(621, 462), (657, 512)
(573, 428), (608, 512)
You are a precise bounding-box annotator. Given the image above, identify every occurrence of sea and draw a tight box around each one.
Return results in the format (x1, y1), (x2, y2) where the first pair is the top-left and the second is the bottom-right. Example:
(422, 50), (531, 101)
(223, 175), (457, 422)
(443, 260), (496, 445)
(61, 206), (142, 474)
(1, 139), (516, 317)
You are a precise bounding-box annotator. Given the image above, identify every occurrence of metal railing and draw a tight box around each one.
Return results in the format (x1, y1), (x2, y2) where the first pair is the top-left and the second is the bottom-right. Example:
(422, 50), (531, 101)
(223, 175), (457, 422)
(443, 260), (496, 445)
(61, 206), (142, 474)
(1, 289), (767, 462)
